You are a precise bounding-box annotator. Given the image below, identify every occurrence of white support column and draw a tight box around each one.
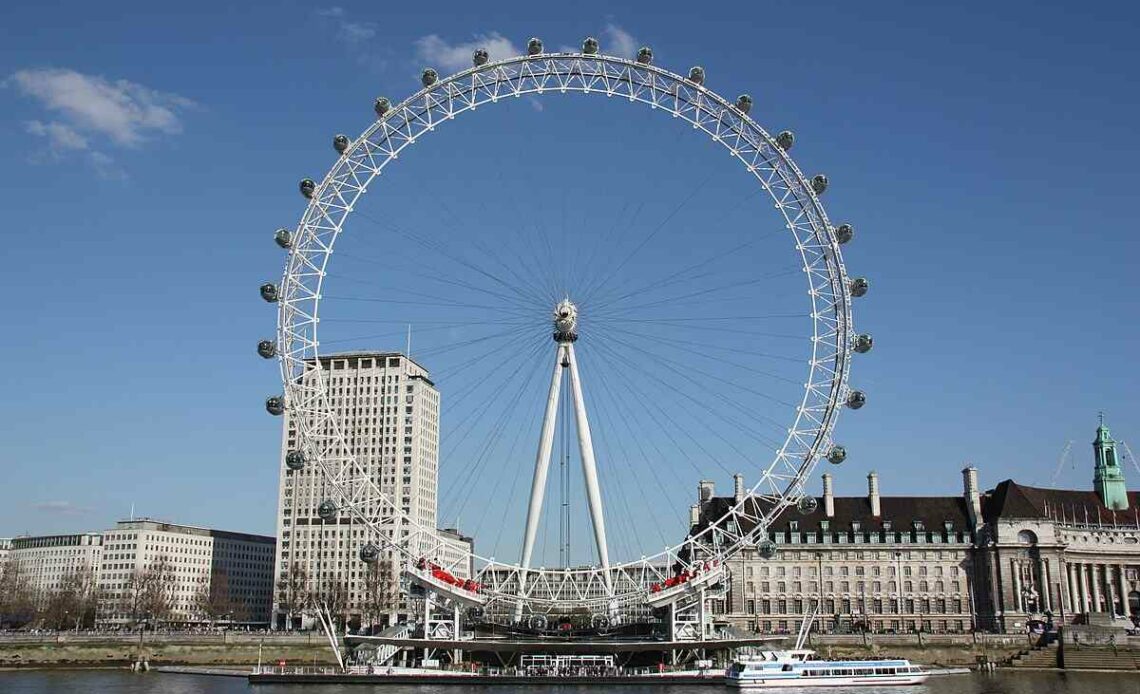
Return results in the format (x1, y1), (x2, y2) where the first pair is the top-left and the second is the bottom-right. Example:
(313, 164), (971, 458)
(565, 342), (612, 593)
(1119, 565), (1131, 618)
(1043, 560), (1052, 612)
(519, 344), (566, 571)
(1079, 563), (1090, 613)
(1011, 560), (1022, 612)
(1091, 564), (1102, 613)
(1062, 562), (1071, 610)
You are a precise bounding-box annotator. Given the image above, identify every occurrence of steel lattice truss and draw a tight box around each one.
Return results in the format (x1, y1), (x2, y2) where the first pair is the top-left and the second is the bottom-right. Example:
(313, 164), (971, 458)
(275, 51), (857, 614)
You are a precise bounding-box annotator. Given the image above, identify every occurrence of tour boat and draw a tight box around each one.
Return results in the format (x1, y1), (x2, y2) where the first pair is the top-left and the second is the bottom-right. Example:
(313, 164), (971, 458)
(724, 649), (928, 688)
(724, 605), (927, 688)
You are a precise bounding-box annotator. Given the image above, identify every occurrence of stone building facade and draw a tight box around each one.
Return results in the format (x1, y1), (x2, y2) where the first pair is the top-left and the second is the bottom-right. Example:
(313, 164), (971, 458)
(704, 472), (976, 635)
(699, 419), (1140, 634)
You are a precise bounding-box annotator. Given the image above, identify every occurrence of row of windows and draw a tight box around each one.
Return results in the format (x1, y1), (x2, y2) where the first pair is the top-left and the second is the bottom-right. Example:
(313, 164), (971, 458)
(747, 619), (969, 634)
(745, 564), (960, 578)
(743, 597), (967, 615)
(745, 580), (962, 593)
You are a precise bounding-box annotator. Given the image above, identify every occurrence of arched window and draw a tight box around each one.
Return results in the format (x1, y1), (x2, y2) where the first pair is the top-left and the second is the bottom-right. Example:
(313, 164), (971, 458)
(1017, 530), (1038, 545)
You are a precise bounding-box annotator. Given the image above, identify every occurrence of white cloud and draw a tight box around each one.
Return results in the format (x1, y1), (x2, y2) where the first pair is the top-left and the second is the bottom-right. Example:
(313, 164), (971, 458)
(316, 7), (385, 69)
(317, 6), (375, 45)
(25, 119), (88, 152)
(32, 500), (91, 515)
(8, 68), (193, 147)
(603, 24), (638, 58)
(414, 32), (521, 73)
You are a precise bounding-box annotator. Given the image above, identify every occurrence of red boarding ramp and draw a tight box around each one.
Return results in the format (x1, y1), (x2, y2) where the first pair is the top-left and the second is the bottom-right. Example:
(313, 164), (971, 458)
(644, 563), (725, 608)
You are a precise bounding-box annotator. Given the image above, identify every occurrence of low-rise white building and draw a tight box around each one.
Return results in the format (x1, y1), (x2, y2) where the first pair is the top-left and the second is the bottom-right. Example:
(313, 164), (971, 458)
(7, 533), (103, 601)
(97, 519), (275, 626)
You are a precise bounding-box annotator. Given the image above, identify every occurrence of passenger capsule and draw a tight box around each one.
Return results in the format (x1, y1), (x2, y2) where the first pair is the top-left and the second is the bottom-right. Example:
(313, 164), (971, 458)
(835, 223), (854, 244)
(257, 340), (277, 359)
(827, 445), (847, 465)
(687, 66), (705, 85)
(853, 334), (874, 354)
(421, 68), (438, 87)
(775, 130), (795, 151)
(735, 94), (753, 114)
(260, 283), (279, 303)
(847, 390), (866, 409)
(636, 47), (653, 64)
(758, 540), (778, 560)
(473, 48), (489, 66)
(317, 500), (338, 521)
(333, 134), (350, 154)
(373, 97), (391, 118)
(274, 228), (293, 249)
(265, 395), (285, 416)
(527, 38), (543, 55)
(797, 496), (819, 515)
(582, 37), (599, 54)
(285, 450), (306, 471)
(299, 178), (316, 199)
(811, 174), (829, 195)
(359, 543), (380, 563)
(850, 277), (869, 297)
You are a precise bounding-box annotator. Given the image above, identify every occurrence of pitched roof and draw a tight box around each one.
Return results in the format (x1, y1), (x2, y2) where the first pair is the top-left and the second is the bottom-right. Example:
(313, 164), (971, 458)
(982, 479), (1140, 522)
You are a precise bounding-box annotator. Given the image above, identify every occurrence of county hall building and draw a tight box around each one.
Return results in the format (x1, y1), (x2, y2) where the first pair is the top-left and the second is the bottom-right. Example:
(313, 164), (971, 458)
(697, 418), (1140, 634)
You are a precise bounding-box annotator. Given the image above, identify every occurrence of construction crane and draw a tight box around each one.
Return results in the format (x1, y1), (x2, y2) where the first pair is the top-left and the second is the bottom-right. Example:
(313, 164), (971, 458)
(1049, 440), (1074, 488)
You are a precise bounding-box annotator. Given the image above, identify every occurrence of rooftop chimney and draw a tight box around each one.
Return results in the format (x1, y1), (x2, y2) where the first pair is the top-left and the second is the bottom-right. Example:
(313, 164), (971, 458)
(699, 480), (716, 506)
(822, 473), (835, 518)
(868, 470), (881, 517)
(733, 473), (745, 504)
(689, 504), (700, 529)
(962, 466), (982, 528)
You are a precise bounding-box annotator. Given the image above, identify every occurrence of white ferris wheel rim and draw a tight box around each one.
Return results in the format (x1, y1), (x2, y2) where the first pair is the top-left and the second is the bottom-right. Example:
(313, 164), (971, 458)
(274, 49), (858, 610)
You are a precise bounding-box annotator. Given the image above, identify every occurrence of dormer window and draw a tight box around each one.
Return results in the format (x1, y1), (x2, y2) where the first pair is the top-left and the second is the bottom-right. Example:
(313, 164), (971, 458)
(789, 520), (799, 531)
(852, 521), (862, 532)
(944, 521), (954, 532)
(883, 520), (892, 531)
(913, 520), (924, 531)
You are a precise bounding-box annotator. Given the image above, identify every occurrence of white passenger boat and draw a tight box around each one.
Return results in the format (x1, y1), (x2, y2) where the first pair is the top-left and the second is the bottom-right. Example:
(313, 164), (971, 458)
(724, 604), (927, 688)
(725, 649), (928, 688)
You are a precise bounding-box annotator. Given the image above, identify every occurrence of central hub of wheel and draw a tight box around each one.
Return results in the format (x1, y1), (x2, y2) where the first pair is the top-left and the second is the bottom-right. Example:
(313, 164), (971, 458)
(552, 298), (578, 342)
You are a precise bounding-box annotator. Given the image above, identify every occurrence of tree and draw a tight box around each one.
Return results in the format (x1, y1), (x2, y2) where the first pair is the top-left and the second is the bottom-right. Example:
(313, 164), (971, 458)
(276, 562), (308, 629)
(40, 562), (99, 630)
(360, 559), (397, 632)
(194, 569), (237, 625)
(118, 555), (177, 627)
(310, 573), (351, 630)
(0, 561), (36, 628)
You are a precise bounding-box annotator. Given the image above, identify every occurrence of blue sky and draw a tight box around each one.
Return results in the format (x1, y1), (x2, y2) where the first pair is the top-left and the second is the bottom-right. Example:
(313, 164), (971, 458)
(1, 1), (1137, 561)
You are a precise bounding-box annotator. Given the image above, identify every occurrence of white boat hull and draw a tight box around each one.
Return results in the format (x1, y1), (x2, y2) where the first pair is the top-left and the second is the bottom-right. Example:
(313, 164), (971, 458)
(728, 673), (928, 687)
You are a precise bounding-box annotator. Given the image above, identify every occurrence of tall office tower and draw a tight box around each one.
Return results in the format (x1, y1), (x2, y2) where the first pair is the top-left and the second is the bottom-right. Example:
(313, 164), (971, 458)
(272, 352), (469, 630)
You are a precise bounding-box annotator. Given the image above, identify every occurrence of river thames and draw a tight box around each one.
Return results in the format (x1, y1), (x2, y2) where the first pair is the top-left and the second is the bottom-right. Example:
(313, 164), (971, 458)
(3, 670), (1140, 693)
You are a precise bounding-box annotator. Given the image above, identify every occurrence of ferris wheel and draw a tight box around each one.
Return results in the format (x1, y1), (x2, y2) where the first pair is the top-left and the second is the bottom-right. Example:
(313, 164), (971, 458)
(258, 37), (872, 619)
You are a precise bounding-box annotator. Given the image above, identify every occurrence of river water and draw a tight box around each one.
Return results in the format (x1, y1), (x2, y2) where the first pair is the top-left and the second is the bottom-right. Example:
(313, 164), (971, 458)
(2, 670), (1139, 693)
